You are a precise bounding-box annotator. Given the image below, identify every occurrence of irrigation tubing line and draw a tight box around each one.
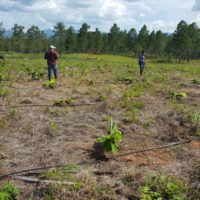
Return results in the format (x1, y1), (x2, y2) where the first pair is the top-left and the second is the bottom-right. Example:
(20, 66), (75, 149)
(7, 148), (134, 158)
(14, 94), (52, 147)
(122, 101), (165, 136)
(0, 160), (97, 180)
(0, 140), (193, 180)
(0, 103), (96, 110)
(115, 139), (192, 158)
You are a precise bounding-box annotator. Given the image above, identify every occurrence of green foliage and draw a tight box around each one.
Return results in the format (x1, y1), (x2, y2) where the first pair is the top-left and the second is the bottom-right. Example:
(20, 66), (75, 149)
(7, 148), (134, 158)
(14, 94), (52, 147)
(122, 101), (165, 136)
(118, 75), (133, 84)
(23, 67), (44, 80)
(190, 112), (200, 122)
(54, 97), (75, 107)
(191, 79), (200, 84)
(0, 87), (12, 98)
(97, 117), (123, 153)
(124, 83), (144, 98)
(169, 92), (187, 101)
(40, 164), (80, 181)
(140, 175), (185, 200)
(42, 79), (57, 89)
(0, 183), (20, 200)
(196, 129), (200, 137)
(0, 118), (6, 127)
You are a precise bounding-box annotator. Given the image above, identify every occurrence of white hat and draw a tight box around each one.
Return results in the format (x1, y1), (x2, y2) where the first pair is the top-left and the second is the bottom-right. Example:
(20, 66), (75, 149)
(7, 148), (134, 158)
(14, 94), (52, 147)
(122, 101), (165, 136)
(50, 45), (56, 49)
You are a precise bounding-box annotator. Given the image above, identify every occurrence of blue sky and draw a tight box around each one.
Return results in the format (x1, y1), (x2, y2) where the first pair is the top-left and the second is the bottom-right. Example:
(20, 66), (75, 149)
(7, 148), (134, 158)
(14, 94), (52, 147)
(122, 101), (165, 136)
(0, 0), (200, 32)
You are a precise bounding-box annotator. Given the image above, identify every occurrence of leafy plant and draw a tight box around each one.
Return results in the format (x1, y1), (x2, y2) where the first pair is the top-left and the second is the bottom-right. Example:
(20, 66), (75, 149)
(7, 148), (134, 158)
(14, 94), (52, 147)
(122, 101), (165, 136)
(23, 67), (44, 80)
(191, 79), (200, 84)
(0, 87), (12, 98)
(54, 97), (75, 107)
(97, 117), (122, 153)
(0, 183), (20, 200)
(191, 112), (200, 122)
(169, 92), (187, 101)
(42, 79), (57, 89)
(140, 175), (185, 200)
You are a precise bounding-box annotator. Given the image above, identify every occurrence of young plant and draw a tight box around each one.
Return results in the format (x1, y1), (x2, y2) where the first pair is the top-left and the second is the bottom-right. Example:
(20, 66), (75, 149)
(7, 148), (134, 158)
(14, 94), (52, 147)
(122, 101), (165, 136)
(169, 92), (187, 101)
(42, 79), (57, 89)
(191, 79), (200, 85)
(97, 117), (122, 153)
(140, 175), (185, 200)
(54, 97), (75, 107)
(0, 183), (20, 200)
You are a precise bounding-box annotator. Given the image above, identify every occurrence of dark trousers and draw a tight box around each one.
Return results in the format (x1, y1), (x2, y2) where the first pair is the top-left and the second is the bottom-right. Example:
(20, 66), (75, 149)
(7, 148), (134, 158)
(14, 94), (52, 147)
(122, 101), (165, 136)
(48, 64), (58, 80)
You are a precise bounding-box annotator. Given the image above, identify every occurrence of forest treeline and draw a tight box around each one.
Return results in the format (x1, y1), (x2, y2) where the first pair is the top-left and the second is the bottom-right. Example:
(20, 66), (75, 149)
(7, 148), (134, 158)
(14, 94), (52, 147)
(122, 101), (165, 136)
(0, 20), (200, 62)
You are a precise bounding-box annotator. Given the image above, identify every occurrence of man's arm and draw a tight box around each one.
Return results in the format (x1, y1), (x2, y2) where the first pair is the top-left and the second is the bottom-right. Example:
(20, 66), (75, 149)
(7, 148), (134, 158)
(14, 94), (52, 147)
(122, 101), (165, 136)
(54, 51), (58, 60)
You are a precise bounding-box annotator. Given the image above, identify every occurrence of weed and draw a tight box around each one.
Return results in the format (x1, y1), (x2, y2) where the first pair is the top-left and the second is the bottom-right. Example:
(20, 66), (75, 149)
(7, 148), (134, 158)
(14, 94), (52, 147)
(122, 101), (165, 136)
(196, 129), (200, 137)
(140, 175), (185, 200)
(40, 164), (80, 181)
(54, 97), (75, 107)
(0, 87), (12, 98)
(96, 92), (106, 102)
(144, 118), (156, 128)
(0, 118), (7, 127)
(46, 121), (58, 136)
(191, 79), (200, 84)
(186, 111), (200, 123)
(97, 117), (123, 153)
(42, 79), (57, 89)
(8, 109), (18, 118)
(44, 106), (69, 116)
(122, 100), (144, 123)
(169, 92), (187, 101)
(118, 76), (133, 84)
(124, 83), (144, 98)
(0, 183), (20, 200)
(23, 67), (44, 80)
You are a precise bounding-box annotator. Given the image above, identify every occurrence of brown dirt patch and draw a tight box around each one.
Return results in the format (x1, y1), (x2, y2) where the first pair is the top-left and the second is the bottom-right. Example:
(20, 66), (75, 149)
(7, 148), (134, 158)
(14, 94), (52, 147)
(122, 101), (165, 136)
(119, 150), (172, 166)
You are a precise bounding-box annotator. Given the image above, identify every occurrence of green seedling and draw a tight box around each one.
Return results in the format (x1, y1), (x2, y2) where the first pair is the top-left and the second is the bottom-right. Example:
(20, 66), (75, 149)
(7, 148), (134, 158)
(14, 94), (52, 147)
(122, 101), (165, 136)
(191, 79), (200, 84)
(140, 175), (185, 200)
(23, 67), (44, 80)
(169, 92), (187, 101)
(118, 76), (133, 84)
(54, 97), (75, 107)
(190, 112), (200, 122)
(0, 183), (20, 200)
(97, 117), (123, 153)
(42, 79), (57, 89)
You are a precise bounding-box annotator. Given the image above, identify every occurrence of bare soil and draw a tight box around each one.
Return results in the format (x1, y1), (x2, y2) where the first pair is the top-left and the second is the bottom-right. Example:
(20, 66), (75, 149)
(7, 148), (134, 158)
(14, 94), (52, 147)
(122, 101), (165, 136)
(0, 65), (200, 199)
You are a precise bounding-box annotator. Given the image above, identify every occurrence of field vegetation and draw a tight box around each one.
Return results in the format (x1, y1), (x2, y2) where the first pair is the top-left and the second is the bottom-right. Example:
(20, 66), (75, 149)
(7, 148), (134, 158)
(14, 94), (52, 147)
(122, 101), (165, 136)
(0, 53), (199, 199)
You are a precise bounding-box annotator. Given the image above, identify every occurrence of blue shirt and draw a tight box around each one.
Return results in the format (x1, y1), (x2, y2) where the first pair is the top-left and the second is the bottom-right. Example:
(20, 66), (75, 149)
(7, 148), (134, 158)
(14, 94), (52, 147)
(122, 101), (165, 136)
(138, 54), (144, 65)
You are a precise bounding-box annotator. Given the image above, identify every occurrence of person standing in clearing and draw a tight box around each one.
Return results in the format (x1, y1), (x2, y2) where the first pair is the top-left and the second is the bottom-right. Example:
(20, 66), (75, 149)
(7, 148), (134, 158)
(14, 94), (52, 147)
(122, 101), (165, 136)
(138, 50), (145, 76)
(44, 45), (58, 81)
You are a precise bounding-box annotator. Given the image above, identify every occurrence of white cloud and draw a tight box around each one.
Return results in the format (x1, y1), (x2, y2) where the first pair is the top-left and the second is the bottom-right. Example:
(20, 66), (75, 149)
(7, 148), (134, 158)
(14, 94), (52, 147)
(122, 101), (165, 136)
(193, 0), (200, 11)
(0, 0), (197, 33)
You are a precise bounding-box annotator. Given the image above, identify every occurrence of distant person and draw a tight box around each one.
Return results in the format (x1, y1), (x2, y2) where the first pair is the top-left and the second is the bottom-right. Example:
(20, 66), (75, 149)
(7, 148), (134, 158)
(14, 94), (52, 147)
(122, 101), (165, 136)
(138, 50), (145, 76)
(44, 45), (58, 81)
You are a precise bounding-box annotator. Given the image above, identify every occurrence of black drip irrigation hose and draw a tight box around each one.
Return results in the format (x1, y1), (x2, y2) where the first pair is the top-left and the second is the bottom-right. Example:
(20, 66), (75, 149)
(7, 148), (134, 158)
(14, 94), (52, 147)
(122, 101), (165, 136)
(0, 139), (193, 180)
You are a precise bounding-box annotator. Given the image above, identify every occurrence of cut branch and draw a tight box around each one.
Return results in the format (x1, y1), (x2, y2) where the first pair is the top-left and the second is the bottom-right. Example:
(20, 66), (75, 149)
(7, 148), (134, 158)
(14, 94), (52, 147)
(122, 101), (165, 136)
(13, 175), (75, 185)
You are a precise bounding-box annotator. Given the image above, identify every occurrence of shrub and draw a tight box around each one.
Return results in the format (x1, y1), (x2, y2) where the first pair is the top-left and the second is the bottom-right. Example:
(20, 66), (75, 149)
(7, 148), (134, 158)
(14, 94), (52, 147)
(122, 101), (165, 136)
(140, 175), (185, 200)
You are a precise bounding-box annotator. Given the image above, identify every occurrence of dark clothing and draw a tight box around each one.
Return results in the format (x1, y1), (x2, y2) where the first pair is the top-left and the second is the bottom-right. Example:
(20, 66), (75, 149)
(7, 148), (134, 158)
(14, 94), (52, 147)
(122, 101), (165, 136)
(138, 54), (145, 76)
(138, 54), (145, 65)
(48, 64), (58, 80)
(44, 51), (58, 64)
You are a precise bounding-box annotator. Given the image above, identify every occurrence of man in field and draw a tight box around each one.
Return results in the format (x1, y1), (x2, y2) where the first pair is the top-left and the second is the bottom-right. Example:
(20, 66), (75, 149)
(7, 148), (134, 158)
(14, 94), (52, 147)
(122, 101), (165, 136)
(138, 50), (145, 76)
(44, 45), (58, 80)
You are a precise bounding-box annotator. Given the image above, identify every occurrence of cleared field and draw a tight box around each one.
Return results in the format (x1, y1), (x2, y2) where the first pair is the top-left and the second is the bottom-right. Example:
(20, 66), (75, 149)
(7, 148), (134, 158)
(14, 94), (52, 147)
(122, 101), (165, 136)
(0, 53), (199, 199)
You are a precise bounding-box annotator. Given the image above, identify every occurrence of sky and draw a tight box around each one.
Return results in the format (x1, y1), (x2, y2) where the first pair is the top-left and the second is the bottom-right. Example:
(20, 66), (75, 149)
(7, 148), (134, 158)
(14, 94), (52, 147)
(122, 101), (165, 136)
(1, 0), (200, 33)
